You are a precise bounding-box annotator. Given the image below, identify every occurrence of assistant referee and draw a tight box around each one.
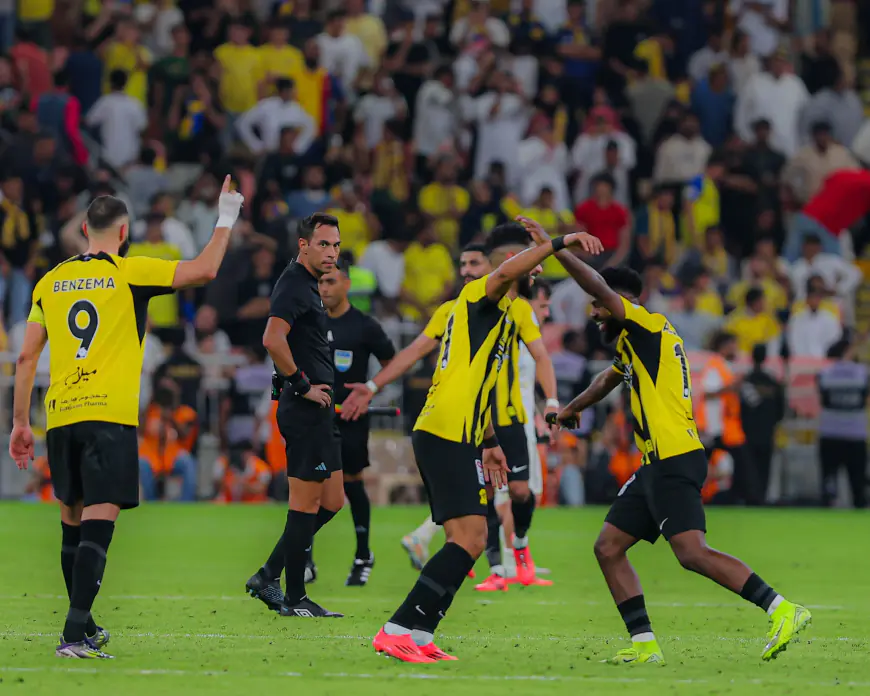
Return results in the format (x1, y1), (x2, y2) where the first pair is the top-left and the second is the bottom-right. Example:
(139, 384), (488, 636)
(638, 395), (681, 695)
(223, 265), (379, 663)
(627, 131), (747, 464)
(9, 177), (243, 659)
(246, 212), (345, 618)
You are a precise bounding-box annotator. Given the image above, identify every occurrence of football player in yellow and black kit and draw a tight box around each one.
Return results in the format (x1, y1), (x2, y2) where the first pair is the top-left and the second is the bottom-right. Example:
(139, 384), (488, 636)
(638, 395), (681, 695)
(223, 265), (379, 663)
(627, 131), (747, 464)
(340, 243), (492, 570)
(473, 234), (559, 592)
(9, 179), (243, 659)
(524, 218), (811, 666)
(344, 222), (603, 662)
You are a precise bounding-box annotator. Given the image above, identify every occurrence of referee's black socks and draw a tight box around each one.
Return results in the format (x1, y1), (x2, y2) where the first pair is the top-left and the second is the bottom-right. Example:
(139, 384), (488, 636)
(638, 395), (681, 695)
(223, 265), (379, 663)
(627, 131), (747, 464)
(63, 520), (114, 643)
(284, 510), (317, 604)
(511, 491), (536, 541)
(60, 523), (97, 637)
(343, 480), (371, 559)
(388, 542), (475, 634)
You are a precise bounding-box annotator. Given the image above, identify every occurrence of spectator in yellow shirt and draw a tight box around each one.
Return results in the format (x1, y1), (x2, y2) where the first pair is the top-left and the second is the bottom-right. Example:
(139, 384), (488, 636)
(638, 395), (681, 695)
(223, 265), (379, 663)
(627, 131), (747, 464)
(727, 256), (788, 314)
(724, 287), (782, 355)
(418, 156), (469, 250)
(127, 212), (182, 328)
(345, 0), (387, 68)
(518, 187), (575, 281)
(101, 19), (152, 106)
(325, 182), (380, 261)
(257, 23), (303, 97)
(400, 216), (456, 321)
(214, 19), (262, 115)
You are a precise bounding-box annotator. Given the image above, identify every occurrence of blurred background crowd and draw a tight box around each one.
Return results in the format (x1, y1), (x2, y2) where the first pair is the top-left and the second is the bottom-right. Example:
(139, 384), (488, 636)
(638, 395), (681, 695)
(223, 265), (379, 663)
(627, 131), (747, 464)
(1, 0), (869, 509)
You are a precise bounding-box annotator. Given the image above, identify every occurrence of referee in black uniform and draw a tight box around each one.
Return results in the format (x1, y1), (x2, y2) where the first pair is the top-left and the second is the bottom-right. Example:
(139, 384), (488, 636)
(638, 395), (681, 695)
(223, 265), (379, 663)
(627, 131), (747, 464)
(246, 213), (345, 618)
(316, 260), (395, 586)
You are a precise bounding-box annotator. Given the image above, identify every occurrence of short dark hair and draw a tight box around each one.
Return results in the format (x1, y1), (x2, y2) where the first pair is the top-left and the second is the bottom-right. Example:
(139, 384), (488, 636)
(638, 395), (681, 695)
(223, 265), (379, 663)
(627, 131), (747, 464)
(600, 267), (643, 298)
(54, 69), (69, 88)
(522, 277), (552, 300)
(327, 8), (346, 22)
(86, 195), (129, 230)
(745, 287), (764, 306)
(828, 339), (851, 359)
(803, 233), (822, 246)
(276, 77), (295, 93)
(140, 146), (157, 166)
(109, 69), (128, 91)
(591, 172), (616, 190)
(461, 242), (488, 256)
(710, 330), (737, 353)
(486, 222), (529, 253)
(298, 212), (339, 241)
(751, 343), (767, 366)
(811, 120), (832, 135)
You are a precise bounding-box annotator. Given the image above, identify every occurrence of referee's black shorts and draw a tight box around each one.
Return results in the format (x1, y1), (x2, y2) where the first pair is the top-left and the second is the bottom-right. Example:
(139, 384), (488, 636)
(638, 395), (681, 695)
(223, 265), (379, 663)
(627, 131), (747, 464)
(494, 423), (530, 483)
(338, 418), (370, 476)
(604, 448), (708, 544)
(47, 421), (140, 510)
(412, 429), (486, 525)
(277, 395), (341, 482)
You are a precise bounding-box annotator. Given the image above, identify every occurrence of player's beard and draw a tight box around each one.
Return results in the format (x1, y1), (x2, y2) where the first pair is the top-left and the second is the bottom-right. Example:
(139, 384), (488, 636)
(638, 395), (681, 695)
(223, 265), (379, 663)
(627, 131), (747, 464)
(118, 238), (131, 257)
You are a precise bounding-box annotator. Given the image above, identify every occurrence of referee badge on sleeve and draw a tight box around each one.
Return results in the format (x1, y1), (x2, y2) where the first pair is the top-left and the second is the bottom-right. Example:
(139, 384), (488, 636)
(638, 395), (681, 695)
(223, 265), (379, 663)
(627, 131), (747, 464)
(334, 350), (354, 372)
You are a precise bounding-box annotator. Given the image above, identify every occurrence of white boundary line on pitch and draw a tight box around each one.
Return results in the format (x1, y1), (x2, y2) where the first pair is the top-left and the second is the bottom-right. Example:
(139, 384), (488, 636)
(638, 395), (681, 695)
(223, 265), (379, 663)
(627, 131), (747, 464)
(0, 595), (847, 611)
(0, 630), (863, 644)
(0, 666), (869, 687)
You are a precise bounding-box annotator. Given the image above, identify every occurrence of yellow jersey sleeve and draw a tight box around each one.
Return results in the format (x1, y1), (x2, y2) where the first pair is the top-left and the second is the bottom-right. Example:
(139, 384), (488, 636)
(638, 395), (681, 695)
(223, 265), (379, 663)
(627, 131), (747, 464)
(513, 298), (542, 345)
(122, 256), (180, 290)
(424, 301), (455, 340)
(619, 295), (658, 332)
(27, 279), (46, 326)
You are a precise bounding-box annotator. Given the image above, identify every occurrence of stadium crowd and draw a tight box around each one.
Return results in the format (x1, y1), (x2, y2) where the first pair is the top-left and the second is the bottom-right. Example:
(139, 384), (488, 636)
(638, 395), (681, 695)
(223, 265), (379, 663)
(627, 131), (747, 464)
(3, 0), (869, 507)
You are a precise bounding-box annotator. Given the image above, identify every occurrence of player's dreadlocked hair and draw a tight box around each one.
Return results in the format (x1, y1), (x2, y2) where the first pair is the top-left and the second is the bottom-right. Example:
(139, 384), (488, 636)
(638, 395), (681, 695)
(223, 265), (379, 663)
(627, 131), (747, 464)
(600, 267), (643, 298)
(485, 222), (530, 254)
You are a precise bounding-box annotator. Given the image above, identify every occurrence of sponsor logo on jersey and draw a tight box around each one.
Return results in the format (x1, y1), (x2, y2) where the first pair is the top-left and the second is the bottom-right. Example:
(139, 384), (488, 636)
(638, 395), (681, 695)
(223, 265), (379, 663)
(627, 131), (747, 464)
(334, 349), (353, 372)
(53, 278), (116, 292)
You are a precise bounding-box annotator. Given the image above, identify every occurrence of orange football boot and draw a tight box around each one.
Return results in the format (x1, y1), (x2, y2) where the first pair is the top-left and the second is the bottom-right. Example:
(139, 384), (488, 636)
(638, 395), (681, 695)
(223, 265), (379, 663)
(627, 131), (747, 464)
(373, 629), (436, 663)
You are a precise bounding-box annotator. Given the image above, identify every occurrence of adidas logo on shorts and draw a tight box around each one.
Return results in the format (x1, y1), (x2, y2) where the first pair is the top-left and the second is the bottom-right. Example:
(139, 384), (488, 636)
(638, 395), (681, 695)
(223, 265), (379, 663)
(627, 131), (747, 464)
(315, 463), (327, 471)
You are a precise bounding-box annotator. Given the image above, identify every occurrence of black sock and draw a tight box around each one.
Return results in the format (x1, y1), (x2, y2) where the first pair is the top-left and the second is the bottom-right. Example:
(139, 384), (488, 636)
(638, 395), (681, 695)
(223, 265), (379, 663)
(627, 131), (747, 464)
(511, 491), (536, 539)
(307, 506), (339, 564)
(739, 573), (778, 611)
(617, 595), (653, 639)
(63, 520), (114, 643)
(61, 523), (98, 636)
(284, 510), (317, 605)
(261, 532), (285, 581)
(390, 542), (475, 632)
(485, 498), (502, 570)
(344, 480), (371, 559)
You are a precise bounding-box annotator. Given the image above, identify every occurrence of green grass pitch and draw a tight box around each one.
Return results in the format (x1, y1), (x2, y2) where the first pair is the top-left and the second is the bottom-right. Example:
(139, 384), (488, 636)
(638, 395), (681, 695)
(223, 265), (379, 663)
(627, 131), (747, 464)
(0, 503), (867, 695)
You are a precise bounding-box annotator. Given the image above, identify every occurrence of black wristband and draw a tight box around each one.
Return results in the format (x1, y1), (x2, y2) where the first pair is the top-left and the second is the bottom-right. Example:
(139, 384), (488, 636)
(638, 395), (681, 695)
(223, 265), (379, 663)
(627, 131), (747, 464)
(551, 235), (566, 253)
(288, 369), (311, 396)
(483, 435), (499, 449)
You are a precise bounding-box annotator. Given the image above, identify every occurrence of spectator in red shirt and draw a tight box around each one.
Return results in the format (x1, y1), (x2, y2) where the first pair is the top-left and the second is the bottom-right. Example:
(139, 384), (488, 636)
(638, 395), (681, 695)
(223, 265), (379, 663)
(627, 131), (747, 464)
(573, 173), (631, 268)
(785, 169), (870, 261)
(31, 70), (89, 167)
(10, 27), (51, 100)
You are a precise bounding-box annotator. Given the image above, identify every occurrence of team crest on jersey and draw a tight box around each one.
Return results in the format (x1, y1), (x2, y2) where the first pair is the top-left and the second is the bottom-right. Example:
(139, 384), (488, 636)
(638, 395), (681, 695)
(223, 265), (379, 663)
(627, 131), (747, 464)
(334, 349), (353, 372)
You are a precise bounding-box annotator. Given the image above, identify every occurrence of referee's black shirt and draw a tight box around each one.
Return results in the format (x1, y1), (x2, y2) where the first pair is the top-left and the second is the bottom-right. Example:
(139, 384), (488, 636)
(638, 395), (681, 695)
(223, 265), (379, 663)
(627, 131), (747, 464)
(269, 260), (333, 386)
(327, 305), (396, 406)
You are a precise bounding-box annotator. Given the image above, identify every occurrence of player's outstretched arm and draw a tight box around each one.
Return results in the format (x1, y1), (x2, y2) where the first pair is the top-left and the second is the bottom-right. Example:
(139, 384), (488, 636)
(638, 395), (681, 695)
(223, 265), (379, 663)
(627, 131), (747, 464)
(172, 175), (244, 288)
(526, 338), (559, 419)
(9, 321), (48, 469)
(520, 216), (625, 321)
(554, 367), (622, 426)
(341, 332), (440, 420)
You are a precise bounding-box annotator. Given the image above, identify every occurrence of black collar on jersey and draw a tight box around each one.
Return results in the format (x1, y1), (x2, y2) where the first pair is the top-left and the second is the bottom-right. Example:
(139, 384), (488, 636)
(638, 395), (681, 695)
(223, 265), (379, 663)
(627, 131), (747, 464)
(76, 251), (118, 266)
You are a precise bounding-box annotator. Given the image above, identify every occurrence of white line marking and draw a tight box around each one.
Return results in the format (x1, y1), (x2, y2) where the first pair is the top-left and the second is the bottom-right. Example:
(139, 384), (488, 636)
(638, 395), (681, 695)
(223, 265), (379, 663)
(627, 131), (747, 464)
(0, 666), (868, 687)
(0, 595), (846, 611)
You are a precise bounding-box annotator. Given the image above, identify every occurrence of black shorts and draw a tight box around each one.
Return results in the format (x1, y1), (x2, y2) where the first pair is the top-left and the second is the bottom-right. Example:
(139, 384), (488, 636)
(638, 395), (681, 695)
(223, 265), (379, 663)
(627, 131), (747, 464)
(46, 421), (140, 510)
(412, 430), (486, 525)
(277, 396), (341, 482)
(605, 449), (708, 544)
(338, 418), (370, 476)
(495, 423), (530, 483)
